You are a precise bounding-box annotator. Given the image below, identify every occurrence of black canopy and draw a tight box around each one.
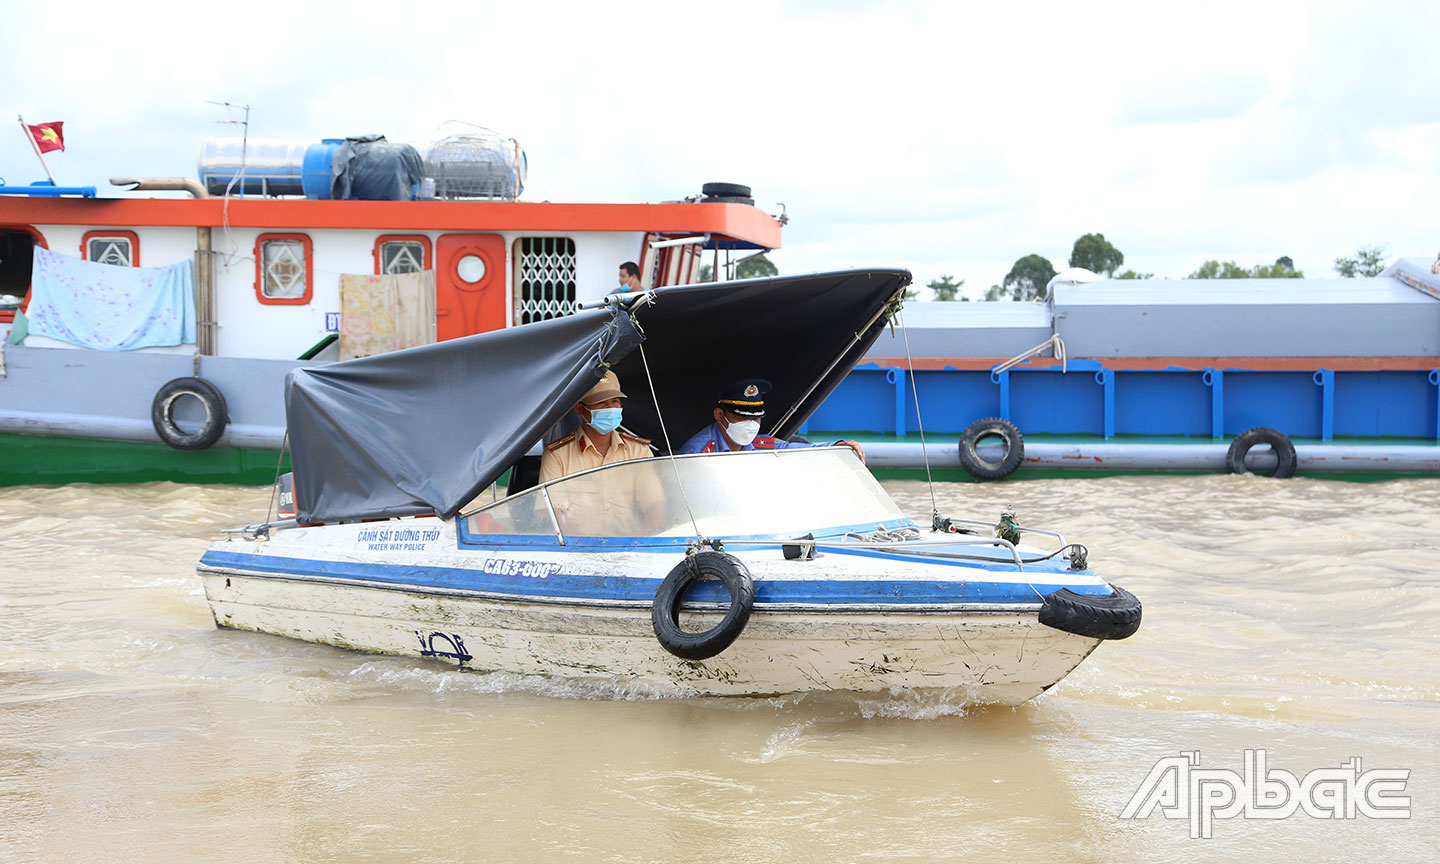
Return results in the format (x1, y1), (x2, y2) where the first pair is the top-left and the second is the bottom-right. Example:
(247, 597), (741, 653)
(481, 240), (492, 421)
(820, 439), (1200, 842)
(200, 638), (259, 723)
(609, 269), (911, 449)
(285, 268), (910, 523)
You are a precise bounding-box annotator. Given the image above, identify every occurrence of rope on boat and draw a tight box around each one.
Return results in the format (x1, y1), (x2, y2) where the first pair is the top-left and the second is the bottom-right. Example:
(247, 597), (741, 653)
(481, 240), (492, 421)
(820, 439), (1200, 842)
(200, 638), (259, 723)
(898, 305), (940, 526)
(844, 525), (922, 544)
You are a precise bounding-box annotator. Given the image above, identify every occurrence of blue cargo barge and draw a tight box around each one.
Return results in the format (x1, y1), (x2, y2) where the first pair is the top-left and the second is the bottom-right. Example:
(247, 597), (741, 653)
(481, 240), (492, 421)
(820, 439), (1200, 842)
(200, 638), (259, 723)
(801, 259), (1440, 478)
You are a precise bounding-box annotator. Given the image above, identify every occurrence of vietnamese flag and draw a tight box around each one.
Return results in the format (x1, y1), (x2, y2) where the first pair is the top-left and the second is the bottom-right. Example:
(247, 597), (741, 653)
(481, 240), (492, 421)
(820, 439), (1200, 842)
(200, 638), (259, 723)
(27, 121), (64, 153)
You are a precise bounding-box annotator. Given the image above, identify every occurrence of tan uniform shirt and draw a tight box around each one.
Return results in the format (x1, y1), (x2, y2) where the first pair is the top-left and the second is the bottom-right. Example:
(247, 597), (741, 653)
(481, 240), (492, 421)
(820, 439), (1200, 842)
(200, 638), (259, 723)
(539, 430), (652, 483)
(538, 430), (663, 536)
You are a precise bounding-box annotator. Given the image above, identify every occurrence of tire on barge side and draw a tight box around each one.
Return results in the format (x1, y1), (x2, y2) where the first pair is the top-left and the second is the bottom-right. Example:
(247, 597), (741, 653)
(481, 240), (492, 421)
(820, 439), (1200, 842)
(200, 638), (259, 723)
(1226, 426), (1297, 478)
(958, 417), (1025, 480)
(151, 377), (229, 450)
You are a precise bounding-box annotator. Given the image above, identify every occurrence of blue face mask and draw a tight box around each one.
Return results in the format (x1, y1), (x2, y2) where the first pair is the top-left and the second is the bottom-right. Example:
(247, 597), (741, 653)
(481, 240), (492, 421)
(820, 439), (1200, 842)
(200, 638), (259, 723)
(587, 407), (623, 435)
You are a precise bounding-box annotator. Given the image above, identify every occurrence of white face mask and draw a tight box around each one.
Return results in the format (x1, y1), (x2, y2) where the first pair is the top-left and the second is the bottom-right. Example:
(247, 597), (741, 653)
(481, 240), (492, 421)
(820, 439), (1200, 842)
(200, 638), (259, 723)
(725, 418), (761, 447)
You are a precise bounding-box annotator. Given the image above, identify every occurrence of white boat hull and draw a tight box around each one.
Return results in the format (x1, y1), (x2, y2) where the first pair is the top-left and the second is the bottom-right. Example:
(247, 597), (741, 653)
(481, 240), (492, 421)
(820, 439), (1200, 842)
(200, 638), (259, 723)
(199, 569), (1100, 704)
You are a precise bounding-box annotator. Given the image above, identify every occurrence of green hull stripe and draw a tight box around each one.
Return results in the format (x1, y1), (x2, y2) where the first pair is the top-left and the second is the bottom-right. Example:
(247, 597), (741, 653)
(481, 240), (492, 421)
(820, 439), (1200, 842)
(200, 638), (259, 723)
(0, 432), (288, 486)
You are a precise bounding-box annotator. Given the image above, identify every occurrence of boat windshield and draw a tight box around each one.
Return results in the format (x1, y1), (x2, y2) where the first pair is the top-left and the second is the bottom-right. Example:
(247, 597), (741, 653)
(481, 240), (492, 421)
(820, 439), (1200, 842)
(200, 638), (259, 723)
(463, 446), (907, 542)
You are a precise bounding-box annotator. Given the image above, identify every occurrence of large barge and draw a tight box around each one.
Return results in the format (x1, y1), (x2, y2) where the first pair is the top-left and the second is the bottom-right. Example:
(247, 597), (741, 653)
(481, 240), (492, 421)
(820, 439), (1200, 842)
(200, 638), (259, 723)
(2, 131), (1436, 483)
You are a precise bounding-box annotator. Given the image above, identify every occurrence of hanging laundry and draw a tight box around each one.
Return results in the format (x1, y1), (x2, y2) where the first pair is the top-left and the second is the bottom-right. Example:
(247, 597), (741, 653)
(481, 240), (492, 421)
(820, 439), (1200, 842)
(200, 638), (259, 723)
(339, 270), (436, 360)
(25, 247), (195, 350)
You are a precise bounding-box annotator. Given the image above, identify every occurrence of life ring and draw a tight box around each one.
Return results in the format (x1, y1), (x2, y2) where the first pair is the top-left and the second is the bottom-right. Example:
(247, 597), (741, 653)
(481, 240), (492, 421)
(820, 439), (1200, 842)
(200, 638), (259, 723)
(651, 551), (754, 660)
(958, 417), (1024, 480)
(1039, 585), (1142, 640)
(1226, 426), (1297, 478)
(151, 377), (228, 450)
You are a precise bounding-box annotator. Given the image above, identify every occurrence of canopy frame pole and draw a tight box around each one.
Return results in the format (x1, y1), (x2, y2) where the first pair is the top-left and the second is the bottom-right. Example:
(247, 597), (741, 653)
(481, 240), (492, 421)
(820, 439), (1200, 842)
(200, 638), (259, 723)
(768, 285), (908, 438)
(638, 340), (704, 542)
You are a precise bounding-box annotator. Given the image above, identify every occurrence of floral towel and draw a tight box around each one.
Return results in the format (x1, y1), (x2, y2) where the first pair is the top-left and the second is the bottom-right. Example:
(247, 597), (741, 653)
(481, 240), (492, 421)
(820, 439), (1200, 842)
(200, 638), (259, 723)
(26, 247), (195, 350)
(339, 271), (436, 360)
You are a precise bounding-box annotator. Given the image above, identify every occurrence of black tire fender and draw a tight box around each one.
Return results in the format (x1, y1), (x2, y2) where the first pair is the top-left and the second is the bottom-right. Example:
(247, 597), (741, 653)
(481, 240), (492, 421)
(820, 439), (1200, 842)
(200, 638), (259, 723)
(958, 417), (1024, 480)
(701, 182), (752, 198)
(699, 195), (756, 206)
(651, 551), (754, 661)
(1039, 585), (1142, 640)
(151, 376), (228, 450)
(1226, 426), (1297, 478)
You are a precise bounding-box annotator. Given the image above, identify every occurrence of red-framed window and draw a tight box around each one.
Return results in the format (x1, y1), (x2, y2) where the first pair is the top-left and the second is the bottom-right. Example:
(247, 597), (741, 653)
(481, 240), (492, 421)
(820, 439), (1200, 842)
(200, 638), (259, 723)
(81, 230), (140, 267)
(373, 234), (432, 275)
(254, 233), (313, 305)
(0, 225), (48, 324)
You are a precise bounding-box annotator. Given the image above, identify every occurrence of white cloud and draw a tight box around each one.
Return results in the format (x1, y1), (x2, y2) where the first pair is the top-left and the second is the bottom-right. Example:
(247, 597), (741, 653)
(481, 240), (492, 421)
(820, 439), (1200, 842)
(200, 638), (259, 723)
(4, 0), (1439, 288)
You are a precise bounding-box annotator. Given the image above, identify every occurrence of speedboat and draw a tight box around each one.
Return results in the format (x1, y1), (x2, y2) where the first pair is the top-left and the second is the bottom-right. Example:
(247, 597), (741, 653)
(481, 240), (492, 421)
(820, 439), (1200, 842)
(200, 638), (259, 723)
(196, 270), (1140, 704)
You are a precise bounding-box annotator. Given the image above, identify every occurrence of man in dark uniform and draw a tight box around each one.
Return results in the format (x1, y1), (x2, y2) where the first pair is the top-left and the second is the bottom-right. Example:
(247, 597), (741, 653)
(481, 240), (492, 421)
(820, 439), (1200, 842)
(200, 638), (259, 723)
(676, 378), (865, 461)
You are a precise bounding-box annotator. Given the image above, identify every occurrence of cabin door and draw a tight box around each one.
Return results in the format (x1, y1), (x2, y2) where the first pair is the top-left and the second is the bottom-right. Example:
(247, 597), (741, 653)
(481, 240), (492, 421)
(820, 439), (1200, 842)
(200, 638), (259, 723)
(435, 233), (506, 340)
(0, 227), (40, 325)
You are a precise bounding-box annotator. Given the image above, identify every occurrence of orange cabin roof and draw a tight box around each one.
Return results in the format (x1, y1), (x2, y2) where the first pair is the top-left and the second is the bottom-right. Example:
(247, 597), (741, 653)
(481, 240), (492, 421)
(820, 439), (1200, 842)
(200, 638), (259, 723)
(0, 197), (783, 249)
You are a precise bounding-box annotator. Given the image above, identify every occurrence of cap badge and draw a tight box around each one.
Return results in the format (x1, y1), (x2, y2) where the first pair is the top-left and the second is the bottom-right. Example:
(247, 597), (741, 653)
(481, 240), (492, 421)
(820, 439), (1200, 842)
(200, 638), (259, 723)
(744, 384), (759, 397)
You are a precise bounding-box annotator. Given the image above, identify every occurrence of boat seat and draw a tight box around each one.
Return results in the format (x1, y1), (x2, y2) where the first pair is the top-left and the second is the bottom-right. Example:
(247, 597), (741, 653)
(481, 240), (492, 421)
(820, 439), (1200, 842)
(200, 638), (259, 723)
(506, 412), (584, 497)
(507, 455), (542, 496)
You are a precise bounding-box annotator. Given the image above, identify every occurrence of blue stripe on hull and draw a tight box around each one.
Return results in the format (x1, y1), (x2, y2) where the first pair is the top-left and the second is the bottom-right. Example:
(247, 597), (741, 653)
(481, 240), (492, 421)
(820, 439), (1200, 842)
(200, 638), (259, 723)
(199, 549), (1113, 605)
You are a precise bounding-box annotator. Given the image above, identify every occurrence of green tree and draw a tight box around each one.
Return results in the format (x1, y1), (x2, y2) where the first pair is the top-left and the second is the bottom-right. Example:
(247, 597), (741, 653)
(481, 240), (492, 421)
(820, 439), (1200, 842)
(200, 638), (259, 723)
(1188, 259), (1249, 279)
(1334, 245), (1387, 278)
(984, 284), (1004, 301)
(1114, 269), (1153, 279)
(698, 263), (714, 282)
(926, 274), (964, 301)
(1251, 257), (1304, 278)
(736, 253), (778, 280)
(1069, 233), (1124, 276)
(1000, 255), (1057, 301)
(1188, 257), (1303, 279)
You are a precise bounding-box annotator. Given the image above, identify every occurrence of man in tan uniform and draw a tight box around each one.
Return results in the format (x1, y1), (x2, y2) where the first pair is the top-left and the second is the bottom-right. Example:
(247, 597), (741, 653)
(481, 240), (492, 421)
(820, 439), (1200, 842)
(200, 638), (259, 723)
(538, 370), (665, 535)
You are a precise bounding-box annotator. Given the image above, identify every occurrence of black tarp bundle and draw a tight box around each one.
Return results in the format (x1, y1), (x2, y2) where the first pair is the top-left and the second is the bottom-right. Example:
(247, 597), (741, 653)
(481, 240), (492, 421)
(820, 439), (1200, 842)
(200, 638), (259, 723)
(285, 269), (910, 524)
(330, 134), (424, 201)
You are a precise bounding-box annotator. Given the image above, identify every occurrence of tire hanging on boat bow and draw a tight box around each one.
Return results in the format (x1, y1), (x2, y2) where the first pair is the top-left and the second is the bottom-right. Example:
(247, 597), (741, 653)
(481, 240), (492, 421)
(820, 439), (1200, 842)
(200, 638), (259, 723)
(1038, 586), (1142, 640)
(651, 551), (754, 660)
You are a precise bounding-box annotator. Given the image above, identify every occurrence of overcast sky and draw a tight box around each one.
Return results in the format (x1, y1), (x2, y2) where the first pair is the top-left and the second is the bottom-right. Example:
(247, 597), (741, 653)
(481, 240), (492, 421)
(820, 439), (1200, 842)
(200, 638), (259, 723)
(5, 0), (1437, 298)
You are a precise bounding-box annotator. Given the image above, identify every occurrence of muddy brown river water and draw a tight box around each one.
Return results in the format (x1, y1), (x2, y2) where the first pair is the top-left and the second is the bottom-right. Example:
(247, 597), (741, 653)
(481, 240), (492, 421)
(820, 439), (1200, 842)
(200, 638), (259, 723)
(1, 475), (1436, 862)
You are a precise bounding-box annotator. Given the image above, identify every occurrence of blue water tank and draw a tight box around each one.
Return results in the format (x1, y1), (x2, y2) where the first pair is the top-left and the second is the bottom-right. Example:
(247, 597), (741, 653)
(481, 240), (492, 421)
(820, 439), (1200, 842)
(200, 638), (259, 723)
(301, 139), (342, 200)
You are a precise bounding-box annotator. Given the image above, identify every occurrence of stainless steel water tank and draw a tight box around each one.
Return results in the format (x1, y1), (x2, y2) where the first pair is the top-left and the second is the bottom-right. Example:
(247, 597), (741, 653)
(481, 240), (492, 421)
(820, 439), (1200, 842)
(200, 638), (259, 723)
(198, 139), (309, 196)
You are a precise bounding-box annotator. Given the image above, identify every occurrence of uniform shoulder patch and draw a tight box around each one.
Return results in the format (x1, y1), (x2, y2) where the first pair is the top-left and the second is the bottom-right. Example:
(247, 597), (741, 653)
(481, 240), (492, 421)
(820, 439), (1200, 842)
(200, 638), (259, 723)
(620, 431), (652, 446)
(753, 436), (777, 449)
(546, 434), (576, 451)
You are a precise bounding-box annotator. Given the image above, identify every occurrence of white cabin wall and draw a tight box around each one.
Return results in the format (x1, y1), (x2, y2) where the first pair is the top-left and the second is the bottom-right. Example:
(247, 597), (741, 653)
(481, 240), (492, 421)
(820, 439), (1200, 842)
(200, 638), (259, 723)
(212, 227), (390, 360)
(25, 223), (648, 357)
(569, 232), (647, 303)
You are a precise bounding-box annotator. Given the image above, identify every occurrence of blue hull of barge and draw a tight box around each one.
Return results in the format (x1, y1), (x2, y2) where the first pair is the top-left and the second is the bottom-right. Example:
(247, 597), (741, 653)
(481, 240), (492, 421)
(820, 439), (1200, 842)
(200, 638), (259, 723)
(800, 362), (1440, 443)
